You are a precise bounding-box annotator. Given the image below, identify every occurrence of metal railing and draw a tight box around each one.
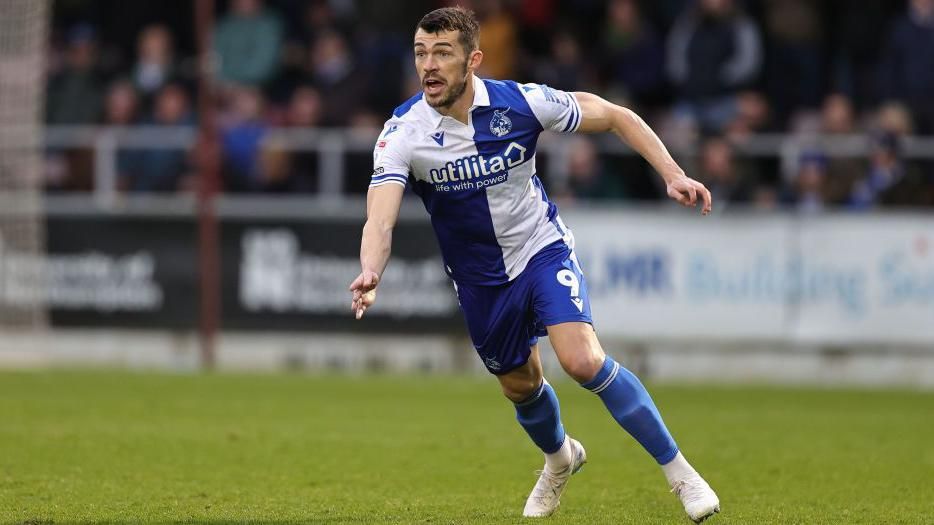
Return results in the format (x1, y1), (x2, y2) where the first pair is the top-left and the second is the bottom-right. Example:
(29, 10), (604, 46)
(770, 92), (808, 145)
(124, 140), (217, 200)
(36, 125), (934, 210)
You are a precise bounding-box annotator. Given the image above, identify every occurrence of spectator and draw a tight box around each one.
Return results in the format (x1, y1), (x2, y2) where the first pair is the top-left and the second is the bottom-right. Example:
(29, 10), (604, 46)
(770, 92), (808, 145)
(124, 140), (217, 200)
(152, 83), (194, 127)
(878, 0), (934, 134)
(820, 93), (856, 135)
(654, 0), (694, 30)
(827, 0), (889, 108)
(724, 91), (771, 139)
(818, 93), (867, 205)
(213, 0), (283, 87)
(343, 109), (386, 195)
(864, 104), (931, 210)
(534, 31), (588, 92)
(666, 0), (763, 133)
(257, 138), (295, 192)
(850, 132), (931, 209)
(695, 136), (754, 208)
(220, 87), (268, 191)
(104, 80), (141, 193)
(781, 151), (827, 214)
(270, 0), (338, 104)
(602, 0), (666, 108)
(718, 92), (774, 199)
(309, 30), (369, 126)
(104, 80), (139, 126)
(121, 83), (194, 192)
(46, 24), (104, 124)
(284, 0), (340, 44)
(476, 0), (518, 80)
(133, 25), (174, 101)
(874, 102), (915, 137)
(516, 0), (558, 56)
(348, 109), (383, 135)
(762, 0), (822, 126)
(285, 86), (323, 128)
(751, 184), (780, 211)
(45, 24), (105, 192)
(283, 86), (324, 192)
(561, 136), (626, 202)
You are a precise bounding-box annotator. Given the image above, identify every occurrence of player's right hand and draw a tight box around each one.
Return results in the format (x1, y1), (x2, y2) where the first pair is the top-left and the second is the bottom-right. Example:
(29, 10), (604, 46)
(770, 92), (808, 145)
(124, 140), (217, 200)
(349, 270), (380, 320)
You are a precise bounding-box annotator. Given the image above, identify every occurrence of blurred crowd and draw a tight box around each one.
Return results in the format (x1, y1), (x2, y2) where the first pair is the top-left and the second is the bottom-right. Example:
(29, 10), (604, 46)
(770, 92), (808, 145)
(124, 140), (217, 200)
(44, 0), (934, 209)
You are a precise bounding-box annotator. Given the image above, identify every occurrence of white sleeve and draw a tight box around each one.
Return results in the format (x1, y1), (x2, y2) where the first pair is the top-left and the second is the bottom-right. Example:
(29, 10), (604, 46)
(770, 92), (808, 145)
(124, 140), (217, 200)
(370, 119), (410, 188)
(519, 83), (582, 133)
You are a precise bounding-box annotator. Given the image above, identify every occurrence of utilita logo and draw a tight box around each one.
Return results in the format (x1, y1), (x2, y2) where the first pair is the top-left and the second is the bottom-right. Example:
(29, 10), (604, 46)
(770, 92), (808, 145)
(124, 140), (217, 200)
(427, 142), (527, 185)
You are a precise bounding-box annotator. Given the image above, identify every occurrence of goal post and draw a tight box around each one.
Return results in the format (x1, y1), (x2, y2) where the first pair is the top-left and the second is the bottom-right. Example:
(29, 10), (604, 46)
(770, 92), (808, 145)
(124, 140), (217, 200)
(0, 0), (50, 329)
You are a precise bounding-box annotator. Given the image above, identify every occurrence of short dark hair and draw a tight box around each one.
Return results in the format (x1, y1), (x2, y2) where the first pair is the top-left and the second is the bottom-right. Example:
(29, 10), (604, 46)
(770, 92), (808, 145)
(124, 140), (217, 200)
(416, 6), (480, 54)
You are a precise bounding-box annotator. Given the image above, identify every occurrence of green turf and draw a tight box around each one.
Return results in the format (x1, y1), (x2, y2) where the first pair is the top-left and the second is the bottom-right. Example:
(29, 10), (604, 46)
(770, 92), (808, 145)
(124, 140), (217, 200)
(1, 371), (932, 524)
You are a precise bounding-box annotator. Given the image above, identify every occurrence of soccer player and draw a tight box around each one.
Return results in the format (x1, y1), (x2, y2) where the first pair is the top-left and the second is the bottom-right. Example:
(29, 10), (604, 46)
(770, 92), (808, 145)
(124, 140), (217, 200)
(350, 7), (720, 522)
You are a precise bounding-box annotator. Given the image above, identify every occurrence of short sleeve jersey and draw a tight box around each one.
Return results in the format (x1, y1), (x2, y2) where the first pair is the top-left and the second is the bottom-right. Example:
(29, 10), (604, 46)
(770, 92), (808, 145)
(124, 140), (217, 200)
(371, 76), (582, 285)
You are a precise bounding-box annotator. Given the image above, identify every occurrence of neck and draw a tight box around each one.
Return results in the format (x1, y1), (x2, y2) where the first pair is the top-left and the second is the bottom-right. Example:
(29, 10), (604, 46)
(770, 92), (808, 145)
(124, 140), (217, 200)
(436, 73), (475, 125)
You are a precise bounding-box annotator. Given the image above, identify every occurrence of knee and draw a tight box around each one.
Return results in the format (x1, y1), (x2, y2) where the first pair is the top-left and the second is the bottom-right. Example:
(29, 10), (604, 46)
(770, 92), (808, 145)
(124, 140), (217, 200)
(559, 350), (605, 383)
(501, 376), (542, 404)
(549, 323), (607, 383)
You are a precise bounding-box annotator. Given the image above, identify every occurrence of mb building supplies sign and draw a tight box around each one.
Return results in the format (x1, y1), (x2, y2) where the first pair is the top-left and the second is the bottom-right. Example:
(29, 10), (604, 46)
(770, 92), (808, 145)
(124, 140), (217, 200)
(564, 211), (934, 345)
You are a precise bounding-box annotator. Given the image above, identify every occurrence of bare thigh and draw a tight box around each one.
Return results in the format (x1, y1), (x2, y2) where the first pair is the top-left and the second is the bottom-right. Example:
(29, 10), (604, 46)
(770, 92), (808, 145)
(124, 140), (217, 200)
(547, 321), (606, 383)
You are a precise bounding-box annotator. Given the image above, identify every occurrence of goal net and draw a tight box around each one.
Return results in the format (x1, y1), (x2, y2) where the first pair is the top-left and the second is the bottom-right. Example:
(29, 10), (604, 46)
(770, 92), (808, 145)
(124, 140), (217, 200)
(0, 0), (49, 329)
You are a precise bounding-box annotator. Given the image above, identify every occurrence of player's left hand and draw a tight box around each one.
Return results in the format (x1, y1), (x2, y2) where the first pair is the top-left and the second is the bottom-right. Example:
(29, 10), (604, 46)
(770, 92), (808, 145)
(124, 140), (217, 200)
(666, 174), (713, 215)
(349, 270), (380, 320)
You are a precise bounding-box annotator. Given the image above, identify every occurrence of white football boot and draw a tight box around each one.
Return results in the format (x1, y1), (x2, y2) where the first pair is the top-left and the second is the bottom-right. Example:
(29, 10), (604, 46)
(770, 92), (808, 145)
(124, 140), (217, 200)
(522, 437), (587, 517)
(670, 471), (720, 523)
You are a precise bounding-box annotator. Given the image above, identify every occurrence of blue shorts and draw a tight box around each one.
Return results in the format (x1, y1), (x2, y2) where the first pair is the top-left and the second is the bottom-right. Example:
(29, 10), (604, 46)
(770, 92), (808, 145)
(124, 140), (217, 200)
(454, 241), (593, 375)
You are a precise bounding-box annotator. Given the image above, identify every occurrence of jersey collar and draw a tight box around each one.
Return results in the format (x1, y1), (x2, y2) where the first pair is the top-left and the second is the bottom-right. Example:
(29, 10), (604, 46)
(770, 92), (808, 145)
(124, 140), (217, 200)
(471, 75), (490, 108)
(425, 75), (490, 128)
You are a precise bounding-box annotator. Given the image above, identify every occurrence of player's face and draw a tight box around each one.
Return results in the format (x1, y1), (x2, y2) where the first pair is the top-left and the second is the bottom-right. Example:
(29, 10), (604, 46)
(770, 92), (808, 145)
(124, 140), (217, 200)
(414, 29), (471, 109)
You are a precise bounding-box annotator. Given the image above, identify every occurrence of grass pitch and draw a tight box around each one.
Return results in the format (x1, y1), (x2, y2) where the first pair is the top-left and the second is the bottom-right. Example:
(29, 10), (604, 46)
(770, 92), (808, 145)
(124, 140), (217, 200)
(1, 371), (932, 524)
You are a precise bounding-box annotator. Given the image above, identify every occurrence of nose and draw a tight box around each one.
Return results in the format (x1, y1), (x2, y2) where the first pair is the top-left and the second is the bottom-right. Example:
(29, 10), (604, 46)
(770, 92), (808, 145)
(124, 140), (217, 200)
(422, 55), (438, 73)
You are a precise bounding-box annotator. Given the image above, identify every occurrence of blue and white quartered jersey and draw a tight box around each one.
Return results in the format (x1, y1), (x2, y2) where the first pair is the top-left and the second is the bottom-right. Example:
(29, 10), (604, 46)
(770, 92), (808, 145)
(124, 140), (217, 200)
(371, 76), (582, 286)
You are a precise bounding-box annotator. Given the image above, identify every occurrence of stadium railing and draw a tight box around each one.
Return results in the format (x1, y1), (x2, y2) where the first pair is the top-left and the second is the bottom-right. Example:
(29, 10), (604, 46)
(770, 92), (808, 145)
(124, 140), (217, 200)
(35, 125), (934, 209)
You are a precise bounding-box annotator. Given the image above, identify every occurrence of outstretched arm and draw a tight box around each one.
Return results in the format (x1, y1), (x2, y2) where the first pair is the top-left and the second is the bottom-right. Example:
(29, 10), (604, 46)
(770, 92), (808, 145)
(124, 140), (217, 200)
(350, 183), (405, 319)
(574, 92), (712, 215)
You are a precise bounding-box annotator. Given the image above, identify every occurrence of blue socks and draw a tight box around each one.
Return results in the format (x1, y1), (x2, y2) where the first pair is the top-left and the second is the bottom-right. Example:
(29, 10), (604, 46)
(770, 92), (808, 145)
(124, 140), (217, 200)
(513, 357), (677, 464)
(514, 380), (566, 454)
(580, 356), (679, 464)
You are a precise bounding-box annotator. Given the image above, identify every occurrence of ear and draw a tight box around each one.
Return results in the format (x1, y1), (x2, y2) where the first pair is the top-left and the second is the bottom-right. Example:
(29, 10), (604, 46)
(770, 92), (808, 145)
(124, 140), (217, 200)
(468, 49), (483, 72)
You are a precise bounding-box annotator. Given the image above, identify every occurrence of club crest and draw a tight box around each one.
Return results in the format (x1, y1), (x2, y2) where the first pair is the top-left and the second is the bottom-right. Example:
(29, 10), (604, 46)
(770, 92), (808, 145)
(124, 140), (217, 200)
(489, 108), (512, 137)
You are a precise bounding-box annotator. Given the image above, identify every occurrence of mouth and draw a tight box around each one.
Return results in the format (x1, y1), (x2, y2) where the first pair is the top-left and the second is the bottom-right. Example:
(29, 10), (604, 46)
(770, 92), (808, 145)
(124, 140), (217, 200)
(423, 78), (445, 96)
